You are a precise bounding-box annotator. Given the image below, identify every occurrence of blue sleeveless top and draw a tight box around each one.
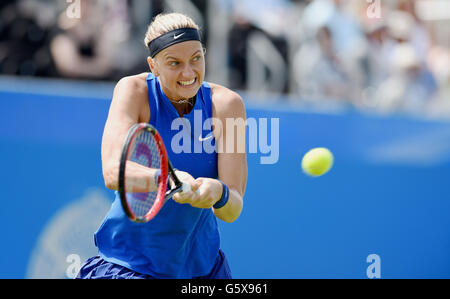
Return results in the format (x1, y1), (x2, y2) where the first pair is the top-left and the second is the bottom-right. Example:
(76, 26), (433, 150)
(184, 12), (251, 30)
(94, 73), (220, 278)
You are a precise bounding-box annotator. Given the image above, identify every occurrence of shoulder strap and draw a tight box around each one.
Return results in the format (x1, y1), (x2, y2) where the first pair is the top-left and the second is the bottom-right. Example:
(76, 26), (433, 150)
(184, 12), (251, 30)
(200, 81), (213, 119)
(146, 73), (158, 126)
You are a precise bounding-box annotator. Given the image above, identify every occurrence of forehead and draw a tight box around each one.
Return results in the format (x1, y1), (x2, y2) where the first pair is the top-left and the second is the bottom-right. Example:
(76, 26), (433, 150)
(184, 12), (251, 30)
(157, 40), (203, 59)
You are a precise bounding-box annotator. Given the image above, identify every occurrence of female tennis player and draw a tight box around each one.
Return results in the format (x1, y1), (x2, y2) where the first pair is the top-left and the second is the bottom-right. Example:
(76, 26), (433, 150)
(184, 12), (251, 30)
(76, 13), (247, 279)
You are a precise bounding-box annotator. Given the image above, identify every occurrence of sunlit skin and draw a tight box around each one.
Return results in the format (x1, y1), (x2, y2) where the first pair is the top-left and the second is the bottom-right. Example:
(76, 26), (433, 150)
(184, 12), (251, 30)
(147, 41), (206, 103)
(102, 38), (246, 223)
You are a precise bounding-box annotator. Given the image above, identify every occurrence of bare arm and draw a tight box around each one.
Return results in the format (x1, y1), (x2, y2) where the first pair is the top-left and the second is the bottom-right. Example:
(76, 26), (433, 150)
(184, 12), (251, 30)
(101, 74), (154, 191)
(211, 86), (247, 223)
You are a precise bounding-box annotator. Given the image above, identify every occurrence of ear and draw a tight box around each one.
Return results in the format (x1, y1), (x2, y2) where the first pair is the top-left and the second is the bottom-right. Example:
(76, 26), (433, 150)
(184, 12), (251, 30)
(147, 56), (159, 76)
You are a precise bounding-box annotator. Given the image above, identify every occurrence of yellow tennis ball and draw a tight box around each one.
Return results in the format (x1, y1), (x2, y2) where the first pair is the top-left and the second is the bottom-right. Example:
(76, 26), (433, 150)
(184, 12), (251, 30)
(301, 147), (334, 177)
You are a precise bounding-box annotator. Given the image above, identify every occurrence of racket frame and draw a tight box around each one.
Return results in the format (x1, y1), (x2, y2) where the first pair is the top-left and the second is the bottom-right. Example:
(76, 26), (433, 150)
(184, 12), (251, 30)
(118, 123), (169, 223)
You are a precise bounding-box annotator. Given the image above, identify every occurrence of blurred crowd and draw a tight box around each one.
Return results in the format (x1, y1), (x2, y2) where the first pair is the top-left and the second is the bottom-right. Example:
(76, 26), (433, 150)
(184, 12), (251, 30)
(0, 0), (153, 81)
(0, 0), (449, 117)
(290, 0), (450, 116)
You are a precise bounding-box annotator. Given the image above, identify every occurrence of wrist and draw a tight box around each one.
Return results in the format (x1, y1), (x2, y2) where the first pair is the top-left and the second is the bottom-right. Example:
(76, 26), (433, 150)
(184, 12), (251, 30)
(213, 180), (229, 209)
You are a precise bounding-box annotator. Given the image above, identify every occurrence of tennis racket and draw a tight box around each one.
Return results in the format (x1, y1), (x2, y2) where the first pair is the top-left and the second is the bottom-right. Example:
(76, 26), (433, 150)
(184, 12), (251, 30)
(119, 123), (196, 223)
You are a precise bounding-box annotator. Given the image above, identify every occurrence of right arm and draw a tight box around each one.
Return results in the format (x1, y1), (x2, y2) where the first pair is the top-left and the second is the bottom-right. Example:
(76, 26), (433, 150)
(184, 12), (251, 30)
(101, 75), (153, 191)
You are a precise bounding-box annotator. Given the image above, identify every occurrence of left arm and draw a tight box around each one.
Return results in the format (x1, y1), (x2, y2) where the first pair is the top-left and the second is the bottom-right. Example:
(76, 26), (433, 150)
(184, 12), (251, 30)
(210, 87), (246, 222)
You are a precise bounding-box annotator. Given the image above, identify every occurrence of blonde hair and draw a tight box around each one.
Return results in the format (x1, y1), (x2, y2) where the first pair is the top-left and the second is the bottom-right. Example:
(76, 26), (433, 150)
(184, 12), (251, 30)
(144, 13), (200, 47)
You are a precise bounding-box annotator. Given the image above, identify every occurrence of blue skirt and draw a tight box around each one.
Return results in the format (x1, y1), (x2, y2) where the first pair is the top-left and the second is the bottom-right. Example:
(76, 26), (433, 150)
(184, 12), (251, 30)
(76, 249), (232, 279)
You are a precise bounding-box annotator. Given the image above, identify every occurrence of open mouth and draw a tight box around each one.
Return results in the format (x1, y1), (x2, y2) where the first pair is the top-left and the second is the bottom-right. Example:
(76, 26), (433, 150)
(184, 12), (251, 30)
(178, 78), (196, 87)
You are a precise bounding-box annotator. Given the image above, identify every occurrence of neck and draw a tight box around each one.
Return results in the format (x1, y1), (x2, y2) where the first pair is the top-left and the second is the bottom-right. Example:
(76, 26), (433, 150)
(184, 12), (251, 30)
(170, 96), (196, 117)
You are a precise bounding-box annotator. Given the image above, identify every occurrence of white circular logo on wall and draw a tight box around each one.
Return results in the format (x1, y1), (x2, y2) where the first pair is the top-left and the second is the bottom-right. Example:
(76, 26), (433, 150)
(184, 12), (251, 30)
(26, 188), (111, 279)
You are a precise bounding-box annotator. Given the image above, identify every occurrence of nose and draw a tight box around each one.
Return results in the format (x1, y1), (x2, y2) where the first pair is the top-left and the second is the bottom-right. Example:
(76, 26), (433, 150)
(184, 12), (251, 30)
(181, 64), (195, 78)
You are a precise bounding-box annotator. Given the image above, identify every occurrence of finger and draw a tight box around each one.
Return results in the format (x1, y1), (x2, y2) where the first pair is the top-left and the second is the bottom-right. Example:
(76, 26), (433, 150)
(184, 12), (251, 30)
(174, 183), (200, 204)
(179, 182), (200, 198)
(192, 178), (205, 192)
(172, 192), (190, 204)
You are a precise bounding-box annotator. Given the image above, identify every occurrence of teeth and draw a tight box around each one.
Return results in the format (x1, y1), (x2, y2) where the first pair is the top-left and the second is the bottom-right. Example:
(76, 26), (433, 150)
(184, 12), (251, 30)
(179, 78), (195, 86)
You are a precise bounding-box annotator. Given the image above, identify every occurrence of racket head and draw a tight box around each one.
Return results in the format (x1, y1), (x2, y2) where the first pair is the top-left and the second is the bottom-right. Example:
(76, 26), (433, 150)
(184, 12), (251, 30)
(118, 123), (169, 223)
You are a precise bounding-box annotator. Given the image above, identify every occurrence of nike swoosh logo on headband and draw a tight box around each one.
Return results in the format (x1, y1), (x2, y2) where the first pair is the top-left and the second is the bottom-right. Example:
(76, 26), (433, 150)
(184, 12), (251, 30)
(173, 33), (185, 39)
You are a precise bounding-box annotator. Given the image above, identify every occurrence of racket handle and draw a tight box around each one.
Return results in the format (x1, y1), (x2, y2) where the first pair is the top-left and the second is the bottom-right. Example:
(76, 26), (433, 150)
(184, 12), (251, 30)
(181, 182), (200, 195)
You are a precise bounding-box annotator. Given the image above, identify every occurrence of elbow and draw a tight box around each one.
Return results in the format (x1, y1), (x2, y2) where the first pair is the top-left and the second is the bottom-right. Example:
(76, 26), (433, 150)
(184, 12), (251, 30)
(103, 163), (119, 190)
(104, 179), (117, 191)
(221, 213), (241, 223)
(104, 175), (117, 190)
(230, 204), (243, 223)
(217, 197), (243, 223)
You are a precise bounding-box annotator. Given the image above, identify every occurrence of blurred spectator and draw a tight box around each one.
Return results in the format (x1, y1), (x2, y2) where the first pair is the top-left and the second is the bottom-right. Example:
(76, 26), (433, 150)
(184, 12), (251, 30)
(384, 9), (431, 66)
(225, 0), (294, 92)
(293, 24), (356, 102)
(374, 43), (438, 113)
(0, 0), (58, 77)
(364, 21), (391, 88)
(427, 44), (450, 94)
(294, 0), (366, 102)
(395, 0), (431, 65)
(227, 19), (261, 90)
(362, 4), (440, 114)
(49, 0), (133, 81)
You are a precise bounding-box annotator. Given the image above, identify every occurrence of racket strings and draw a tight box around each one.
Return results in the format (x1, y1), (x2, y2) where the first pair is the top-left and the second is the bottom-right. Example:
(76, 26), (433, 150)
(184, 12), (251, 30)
(126, 129), (162, 219)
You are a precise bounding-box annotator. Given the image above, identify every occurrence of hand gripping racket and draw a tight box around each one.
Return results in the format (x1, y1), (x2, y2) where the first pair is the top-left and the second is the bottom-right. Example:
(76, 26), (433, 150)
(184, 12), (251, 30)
(118, 123), (196, 223)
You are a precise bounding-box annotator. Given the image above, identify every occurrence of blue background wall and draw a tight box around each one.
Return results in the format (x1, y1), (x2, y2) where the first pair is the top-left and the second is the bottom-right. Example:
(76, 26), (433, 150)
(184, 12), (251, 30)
(1, 78), (450, 278)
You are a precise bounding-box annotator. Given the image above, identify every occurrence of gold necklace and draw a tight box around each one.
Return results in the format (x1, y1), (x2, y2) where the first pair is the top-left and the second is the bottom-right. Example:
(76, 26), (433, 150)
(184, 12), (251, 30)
(169, 97), (195, 106)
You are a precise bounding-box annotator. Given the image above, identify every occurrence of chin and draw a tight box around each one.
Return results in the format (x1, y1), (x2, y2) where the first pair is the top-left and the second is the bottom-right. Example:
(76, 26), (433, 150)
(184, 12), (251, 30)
(180, 85), (201, 99)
